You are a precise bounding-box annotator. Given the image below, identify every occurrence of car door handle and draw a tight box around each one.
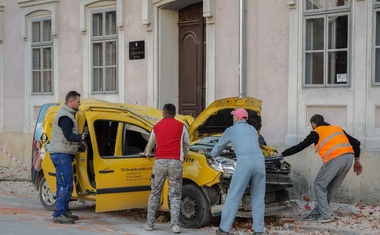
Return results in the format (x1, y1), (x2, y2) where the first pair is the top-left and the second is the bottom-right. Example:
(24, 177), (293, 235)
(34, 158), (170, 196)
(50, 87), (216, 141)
(98, 169), (114, 174)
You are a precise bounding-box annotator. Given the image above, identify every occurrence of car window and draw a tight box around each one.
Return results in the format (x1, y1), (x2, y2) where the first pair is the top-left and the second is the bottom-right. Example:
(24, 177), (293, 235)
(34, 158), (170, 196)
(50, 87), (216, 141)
(94, 120), (119, 157)
(122, 124), (150, 156)
(94, 120), (150, 158)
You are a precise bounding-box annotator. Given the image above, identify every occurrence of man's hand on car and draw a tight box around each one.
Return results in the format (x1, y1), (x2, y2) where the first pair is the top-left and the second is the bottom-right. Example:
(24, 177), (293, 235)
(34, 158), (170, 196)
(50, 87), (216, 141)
(82, 126), (89, 140)
(139, 152), (150, 160)
(276, 153), (285, 163)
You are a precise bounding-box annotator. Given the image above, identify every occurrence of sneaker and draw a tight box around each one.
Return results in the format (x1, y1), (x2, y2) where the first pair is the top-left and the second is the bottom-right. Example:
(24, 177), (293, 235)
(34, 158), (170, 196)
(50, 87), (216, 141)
(171, 224), (181, 234)
(303, 213), (317, 221)
(313, 216), (333, 223)
(52, 214), (75, 224)
(144, 224), (153, 231)
(64, 210), (79, 220)
(216, 227), (232, 235)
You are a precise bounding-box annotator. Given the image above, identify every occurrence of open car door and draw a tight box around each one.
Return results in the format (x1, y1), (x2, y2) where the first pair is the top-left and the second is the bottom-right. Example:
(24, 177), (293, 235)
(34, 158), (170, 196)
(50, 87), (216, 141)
(85, 110), (155, 212)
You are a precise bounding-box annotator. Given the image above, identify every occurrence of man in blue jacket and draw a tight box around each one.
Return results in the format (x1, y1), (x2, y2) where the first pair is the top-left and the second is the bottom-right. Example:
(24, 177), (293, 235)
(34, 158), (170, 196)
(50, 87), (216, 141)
(211, 108), (266, 235)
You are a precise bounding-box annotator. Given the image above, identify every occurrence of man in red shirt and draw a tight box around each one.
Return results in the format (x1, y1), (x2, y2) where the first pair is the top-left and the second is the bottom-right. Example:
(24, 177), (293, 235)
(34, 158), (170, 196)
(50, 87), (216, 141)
(141, 103), (190, 234)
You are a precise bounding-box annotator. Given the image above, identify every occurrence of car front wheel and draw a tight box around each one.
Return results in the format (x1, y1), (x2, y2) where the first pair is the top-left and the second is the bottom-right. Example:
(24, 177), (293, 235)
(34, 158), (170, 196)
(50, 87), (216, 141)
(39, 176), (56, 211)
(180, 184), (211, 228)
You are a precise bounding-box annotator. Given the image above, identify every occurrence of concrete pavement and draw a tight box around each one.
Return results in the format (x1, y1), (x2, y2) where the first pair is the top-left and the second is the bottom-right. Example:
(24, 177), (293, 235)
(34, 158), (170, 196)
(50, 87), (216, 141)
(0, 194), (215, 235)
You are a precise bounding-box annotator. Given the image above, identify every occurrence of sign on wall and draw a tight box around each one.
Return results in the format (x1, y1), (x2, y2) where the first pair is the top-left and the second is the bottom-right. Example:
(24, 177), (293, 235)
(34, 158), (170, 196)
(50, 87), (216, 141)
(129, 41), (145, 60)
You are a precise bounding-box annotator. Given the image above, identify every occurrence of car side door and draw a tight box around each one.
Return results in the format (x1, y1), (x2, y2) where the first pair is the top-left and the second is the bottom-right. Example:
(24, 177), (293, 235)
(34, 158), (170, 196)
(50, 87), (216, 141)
(85, 111), (155, 212)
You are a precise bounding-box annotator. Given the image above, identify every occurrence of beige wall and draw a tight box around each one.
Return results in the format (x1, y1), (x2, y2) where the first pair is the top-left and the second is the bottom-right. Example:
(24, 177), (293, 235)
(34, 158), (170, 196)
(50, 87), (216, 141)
(275, 145), (380, 205)
(250, 0), (290, 144)
(3, 1), (25, 133)
(213, 0), (290, 144)
(0, 133), (32, 171)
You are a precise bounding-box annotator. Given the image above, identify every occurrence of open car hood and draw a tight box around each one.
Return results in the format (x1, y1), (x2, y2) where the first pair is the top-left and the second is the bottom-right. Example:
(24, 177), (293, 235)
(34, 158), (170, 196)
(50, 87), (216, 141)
(188, 97), (262, 142)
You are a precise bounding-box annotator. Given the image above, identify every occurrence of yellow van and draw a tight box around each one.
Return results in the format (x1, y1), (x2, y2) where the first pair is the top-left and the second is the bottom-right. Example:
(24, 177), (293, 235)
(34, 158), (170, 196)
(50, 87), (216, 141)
(31, 97), (293, 228)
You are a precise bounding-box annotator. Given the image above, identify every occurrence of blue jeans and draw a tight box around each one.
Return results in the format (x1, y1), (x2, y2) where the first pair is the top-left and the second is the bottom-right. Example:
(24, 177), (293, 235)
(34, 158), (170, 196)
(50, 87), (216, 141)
(50, 153), (74, 217)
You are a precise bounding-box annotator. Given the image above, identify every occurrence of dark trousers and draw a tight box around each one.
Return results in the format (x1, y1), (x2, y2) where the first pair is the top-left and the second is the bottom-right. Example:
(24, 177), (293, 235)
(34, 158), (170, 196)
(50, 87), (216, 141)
(50, 153), (74, 217)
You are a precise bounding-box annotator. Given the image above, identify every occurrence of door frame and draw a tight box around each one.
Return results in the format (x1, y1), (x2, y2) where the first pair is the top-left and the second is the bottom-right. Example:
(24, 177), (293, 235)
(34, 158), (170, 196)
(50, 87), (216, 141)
(144, 0), (216, 110)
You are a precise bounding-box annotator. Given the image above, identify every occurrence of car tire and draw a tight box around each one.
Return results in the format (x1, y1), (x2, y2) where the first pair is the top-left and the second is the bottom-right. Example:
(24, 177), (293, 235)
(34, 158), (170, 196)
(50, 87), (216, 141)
(39, 176), (56, 211)
(180, 184), (211, 228)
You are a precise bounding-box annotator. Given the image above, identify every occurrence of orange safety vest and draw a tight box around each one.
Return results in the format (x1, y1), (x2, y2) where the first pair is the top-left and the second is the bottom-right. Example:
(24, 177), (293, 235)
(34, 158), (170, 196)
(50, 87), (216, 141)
(314, 125), (354, 163)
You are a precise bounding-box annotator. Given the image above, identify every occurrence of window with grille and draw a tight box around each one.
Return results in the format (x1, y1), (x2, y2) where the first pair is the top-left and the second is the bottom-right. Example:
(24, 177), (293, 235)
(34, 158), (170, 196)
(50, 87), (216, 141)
(31, 18), (53, 94)
(91, 9), (117, 93)
(303, 0), (350, 87)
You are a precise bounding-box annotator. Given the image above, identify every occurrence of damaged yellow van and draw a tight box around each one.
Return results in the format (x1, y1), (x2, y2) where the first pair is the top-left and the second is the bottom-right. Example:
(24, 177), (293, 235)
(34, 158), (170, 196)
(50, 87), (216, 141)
(31, 97), (293, 228)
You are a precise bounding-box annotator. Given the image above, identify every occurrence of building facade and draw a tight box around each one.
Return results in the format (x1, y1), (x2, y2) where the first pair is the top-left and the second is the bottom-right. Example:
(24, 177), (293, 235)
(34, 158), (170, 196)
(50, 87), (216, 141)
(0, 0), (379, 205)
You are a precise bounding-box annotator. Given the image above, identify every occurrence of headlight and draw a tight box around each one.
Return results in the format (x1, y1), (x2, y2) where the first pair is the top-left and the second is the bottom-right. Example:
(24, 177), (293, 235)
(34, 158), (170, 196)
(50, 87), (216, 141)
(206, 156), (236, 178)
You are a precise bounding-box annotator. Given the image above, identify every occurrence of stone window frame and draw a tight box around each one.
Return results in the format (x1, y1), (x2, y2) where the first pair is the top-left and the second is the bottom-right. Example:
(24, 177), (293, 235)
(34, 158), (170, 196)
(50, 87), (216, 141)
(18, 0), (59, 97)
(80, 0), (124, 98)
(90, 8), (118, 94)
(302, 0), (351, 88)
(31, 16), (53, 94)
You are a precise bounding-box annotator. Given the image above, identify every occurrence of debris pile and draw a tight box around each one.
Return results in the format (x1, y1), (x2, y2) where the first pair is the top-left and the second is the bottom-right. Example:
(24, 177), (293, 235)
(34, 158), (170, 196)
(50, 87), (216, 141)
(0, 166), (379, 234)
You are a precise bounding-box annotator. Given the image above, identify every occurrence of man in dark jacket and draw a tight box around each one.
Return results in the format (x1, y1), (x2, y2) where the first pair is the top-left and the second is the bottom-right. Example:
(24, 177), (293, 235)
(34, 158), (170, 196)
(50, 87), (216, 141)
(48, 91), (88, 224)
(280, 114), (363, 223)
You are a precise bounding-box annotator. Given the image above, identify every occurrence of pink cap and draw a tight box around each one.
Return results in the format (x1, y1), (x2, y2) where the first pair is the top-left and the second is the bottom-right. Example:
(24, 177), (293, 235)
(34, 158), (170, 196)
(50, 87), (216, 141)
(231, 108), (248, 120)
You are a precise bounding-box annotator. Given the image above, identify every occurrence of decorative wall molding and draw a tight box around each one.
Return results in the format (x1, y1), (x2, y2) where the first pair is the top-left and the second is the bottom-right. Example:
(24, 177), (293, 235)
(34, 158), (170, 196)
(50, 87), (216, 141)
(144, 0), (215, 27)
(286, 0), (297, 9)
(307, 105), (347, 128)
(203, 0), (215, 24)
(142, 0), (153, 31)
(376, 106), (380, 129)
(18, 0), (59, 8)
(79, 0), (121, 33)
(18, 0), (59, 40)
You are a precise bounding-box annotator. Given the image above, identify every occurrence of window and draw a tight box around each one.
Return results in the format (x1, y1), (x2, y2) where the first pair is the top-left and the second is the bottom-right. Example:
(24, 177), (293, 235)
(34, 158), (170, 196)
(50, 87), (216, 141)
(122, 124), (149, 156)
(91, 9), (117, 93)
(375, 3), (380, 84)
(94, 120), (118, 157)
(304, 0), (350, 87)
(94, 120), (150, 158)
(31, 18), (53, 94)
(94, 120), (149, 158)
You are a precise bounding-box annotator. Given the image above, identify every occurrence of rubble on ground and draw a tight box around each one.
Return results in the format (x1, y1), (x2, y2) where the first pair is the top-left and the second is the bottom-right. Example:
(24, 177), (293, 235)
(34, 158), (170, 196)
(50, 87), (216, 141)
(0, 166), (30, 180)
(0, 166), (379, 234)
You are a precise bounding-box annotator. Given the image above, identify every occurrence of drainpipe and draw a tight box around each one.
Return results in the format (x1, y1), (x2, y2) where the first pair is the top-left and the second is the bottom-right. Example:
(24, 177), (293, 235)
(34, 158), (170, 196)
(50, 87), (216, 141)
(238, 0), (247, 98)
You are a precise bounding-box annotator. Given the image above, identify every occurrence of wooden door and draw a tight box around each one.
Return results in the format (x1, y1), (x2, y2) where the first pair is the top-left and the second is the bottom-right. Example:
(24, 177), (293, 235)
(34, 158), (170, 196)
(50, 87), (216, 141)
(178, 3), (205, 117)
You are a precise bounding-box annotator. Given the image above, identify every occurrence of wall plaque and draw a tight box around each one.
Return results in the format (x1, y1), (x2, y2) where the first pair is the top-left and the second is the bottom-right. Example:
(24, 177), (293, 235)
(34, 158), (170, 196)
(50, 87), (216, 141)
(129, 41), (145, 60)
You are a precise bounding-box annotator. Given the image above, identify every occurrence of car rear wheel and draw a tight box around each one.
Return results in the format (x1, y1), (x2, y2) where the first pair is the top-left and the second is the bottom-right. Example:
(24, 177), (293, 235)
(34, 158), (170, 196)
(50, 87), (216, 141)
(180, 184), (211, 228)
(39, 176), (56, 211)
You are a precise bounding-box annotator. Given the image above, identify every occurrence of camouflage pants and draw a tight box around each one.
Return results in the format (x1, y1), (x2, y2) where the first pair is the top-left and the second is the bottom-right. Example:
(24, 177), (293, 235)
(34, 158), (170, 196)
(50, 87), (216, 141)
(146, 159), (183, 227)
